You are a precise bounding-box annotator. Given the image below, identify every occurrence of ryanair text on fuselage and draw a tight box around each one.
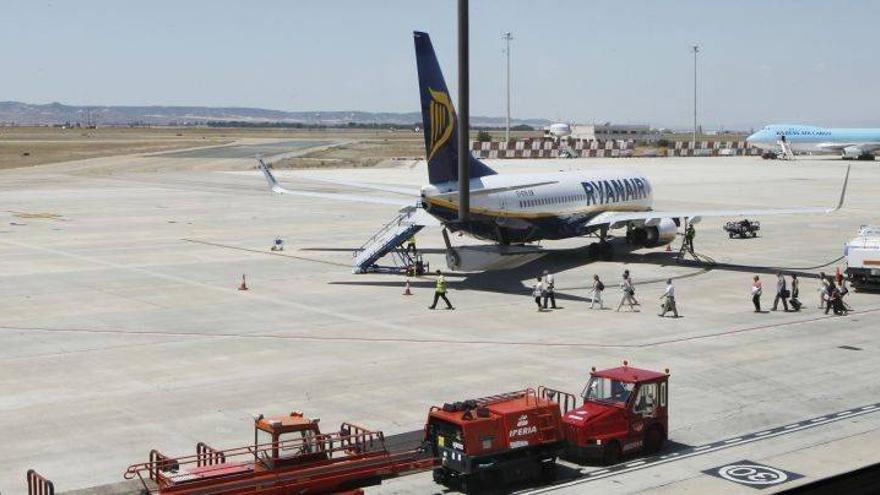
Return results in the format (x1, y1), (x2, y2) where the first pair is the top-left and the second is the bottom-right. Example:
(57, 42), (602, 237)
(581, 177), (650, 205)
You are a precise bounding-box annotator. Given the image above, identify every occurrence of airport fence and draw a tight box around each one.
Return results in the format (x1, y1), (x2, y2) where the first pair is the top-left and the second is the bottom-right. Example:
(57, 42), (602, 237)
(470, 138), (634, 158)
(470, 138), (760, 158)
(667, 140), (762, 157)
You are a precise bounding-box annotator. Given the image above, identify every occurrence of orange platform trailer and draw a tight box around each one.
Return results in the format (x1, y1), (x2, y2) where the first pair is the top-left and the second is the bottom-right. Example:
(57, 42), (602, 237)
(124, 411), (434, 495)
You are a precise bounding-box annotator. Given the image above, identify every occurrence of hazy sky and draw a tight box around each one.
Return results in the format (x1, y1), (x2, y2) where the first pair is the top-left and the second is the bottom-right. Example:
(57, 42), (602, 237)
(3, 0), (879, 129)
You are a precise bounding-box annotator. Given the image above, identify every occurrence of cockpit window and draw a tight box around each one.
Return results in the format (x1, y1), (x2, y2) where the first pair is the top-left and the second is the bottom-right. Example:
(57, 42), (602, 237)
(582, 376), (634, 405)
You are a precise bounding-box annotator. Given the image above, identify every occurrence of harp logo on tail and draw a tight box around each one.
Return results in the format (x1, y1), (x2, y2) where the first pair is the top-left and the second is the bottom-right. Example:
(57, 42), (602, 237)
(427, 88), (455, 161)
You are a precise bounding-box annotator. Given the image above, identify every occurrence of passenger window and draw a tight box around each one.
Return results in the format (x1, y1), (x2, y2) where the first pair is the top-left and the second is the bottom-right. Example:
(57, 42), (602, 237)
(633, 383), (658, 417)
(660, 382), (667, 408)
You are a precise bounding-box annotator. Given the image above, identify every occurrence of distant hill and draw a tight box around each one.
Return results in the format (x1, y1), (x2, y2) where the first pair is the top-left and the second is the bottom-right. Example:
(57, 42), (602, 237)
(0, 101), (550, 128)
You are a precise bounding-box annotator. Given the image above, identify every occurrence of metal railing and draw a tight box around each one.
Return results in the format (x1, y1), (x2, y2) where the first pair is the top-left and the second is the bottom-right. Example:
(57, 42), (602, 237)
(26, 469), (54, 495)
(125, 423), (389, 493)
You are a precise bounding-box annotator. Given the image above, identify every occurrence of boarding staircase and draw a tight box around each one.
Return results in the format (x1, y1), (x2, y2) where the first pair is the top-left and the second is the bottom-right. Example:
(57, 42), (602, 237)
(352, 206), (425, 274)
(777, 137), (795, 160)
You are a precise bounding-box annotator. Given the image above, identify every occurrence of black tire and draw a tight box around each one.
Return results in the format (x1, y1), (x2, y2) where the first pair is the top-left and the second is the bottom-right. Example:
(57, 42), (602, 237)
(602, 440), (622, 465)
(644, 426), (665, 454)
(539, 458), (558, 482)
(728, 232), (734, 239)
(432, 468), (447, 485)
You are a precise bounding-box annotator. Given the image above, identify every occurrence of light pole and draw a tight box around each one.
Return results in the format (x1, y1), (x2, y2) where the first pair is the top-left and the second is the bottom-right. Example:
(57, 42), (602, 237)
(502, 32), (513, 142)
(457, 0), (469, 222)
(692, 44), (699, 145)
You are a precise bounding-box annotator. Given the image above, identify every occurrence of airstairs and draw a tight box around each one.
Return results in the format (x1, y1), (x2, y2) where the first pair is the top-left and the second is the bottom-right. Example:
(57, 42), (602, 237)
(777, 137), (795, 160)
(352, 206), (425, 274)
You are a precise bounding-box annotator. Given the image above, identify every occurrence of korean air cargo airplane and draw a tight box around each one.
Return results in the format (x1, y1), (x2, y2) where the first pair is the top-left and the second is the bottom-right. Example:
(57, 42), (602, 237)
(747, 124), (880, 160)
(259, 32), (849, 272)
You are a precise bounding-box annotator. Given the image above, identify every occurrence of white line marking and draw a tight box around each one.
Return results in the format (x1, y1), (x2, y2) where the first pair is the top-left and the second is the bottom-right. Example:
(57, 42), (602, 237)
(784, 423), (800, 429)
(861, 405), (877, 411)
(837, 411), (853, 417)
(810, 417), (827, 423)
(692, 445), (712, 451)
(626, 461), (646, 468)
(589, 469), (609, 476)
(724, 437), (743, 444)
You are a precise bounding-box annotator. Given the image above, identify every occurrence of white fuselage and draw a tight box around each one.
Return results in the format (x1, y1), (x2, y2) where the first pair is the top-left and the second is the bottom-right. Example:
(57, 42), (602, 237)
(420, 168), (654, 243)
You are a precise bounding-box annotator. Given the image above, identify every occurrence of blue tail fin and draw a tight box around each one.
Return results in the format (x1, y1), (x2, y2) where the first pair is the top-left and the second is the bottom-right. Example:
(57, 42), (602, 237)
(414, 31), (496, 185)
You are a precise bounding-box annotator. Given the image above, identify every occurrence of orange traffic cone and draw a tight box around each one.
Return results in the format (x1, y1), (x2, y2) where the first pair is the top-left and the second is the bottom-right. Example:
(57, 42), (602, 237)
(238, 274), (249, 291)
(403, 278), (413, 296)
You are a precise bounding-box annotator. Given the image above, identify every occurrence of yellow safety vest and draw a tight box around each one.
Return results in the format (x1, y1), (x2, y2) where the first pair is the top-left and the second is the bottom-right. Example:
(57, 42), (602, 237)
(436, 276), (446, 293)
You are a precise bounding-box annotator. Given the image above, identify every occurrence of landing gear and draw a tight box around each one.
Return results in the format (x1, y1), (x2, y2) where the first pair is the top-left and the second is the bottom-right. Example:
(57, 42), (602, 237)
(587, 228), (613, 260)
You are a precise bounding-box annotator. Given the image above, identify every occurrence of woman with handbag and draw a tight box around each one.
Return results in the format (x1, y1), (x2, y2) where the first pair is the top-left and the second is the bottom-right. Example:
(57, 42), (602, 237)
(751, 275), (763, 312)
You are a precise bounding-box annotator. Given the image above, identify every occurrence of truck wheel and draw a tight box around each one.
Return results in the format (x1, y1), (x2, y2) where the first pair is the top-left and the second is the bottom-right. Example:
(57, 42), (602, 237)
(728, 232), (734, 239)
(644, 427), (665, 454)
(602, 440), (622, 465)
(432, 468), (447, 485)
(539, 458), (557, 482)
(459, 474), (481, 494)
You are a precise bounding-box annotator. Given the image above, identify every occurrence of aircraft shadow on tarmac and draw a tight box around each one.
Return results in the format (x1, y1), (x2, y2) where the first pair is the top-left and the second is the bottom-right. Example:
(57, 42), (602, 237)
(322, 238), (834, 298)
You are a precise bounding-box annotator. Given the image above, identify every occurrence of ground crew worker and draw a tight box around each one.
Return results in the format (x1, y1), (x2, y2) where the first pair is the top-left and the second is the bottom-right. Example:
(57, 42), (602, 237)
(428, 270), (454, 310)
(406, 235), (417, 255)
(658, 278), (679, 317)
(542, 269), (557, 309)
(685, 223), (696, 254)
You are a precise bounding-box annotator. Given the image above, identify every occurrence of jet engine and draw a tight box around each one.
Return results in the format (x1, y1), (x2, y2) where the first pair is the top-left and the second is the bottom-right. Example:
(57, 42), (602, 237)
(842, 147), (875, 160)
(626, 218), (678, 247)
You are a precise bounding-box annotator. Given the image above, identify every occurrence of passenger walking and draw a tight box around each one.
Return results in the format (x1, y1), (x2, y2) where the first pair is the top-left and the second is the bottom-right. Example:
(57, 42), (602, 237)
(428, 270), (454, 310)
(590, 275), (605, 309)
(772, 272), (789, 311)
(839, 277), (852, 312)
(751, 275), (763, 312)
(542, 270), (557, 309)
(532, 277), (545, 311)
(817, 272), (828, 309)
(824, 278), (836, 315)
(658, 279), (679, 317)
(616, 270), (638, 312)
(789, 274), (802, 311)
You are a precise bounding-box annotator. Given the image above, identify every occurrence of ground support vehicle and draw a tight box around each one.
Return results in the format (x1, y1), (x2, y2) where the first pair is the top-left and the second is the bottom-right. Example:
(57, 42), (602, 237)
(562, 363), (670, 464)
(845, 225), (880, 290)
(723, 219), (760, 238)
(124, 411), (434, 495)
(425, 388), (576, 493)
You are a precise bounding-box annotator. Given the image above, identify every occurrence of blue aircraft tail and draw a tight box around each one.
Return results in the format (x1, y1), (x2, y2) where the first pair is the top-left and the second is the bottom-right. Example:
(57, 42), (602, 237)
(414, 31), (496, 185)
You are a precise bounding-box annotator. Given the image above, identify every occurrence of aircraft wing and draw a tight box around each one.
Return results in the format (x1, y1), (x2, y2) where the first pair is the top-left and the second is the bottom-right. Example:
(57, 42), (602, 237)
(258, 159), (415, 207)
(586, 165), (850, 229)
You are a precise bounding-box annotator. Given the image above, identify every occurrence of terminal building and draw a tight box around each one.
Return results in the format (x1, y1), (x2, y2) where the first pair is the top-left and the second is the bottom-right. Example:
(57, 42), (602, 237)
(569, 123), (660, 143)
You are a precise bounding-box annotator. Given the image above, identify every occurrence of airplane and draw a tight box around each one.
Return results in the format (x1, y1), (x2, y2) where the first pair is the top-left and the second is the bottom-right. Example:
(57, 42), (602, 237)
(747, 124), (880, 160)
(258, 31), (850, 272)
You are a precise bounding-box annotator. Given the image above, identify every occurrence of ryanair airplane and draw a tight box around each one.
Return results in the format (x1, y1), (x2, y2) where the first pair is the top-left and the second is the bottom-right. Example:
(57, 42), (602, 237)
(259, 32), (849, 270)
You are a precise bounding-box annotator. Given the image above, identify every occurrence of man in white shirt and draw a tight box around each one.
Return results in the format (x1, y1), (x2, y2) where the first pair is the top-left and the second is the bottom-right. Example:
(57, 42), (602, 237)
(658, 279), (679, 317)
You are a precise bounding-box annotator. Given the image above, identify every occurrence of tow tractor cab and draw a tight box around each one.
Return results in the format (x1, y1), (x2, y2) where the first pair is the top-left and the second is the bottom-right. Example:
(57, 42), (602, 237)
(562, 363), (669, 464)
(425, 388), (575, 493)
(253, 411), (325, 468)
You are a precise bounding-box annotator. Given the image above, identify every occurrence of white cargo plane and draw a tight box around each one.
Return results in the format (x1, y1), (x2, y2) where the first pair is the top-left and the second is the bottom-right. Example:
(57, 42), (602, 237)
(258, 32), (849, 271)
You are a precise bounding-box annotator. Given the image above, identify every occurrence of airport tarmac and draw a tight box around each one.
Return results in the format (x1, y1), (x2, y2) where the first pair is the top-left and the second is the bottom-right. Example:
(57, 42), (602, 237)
(1, 142), (879, 494)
